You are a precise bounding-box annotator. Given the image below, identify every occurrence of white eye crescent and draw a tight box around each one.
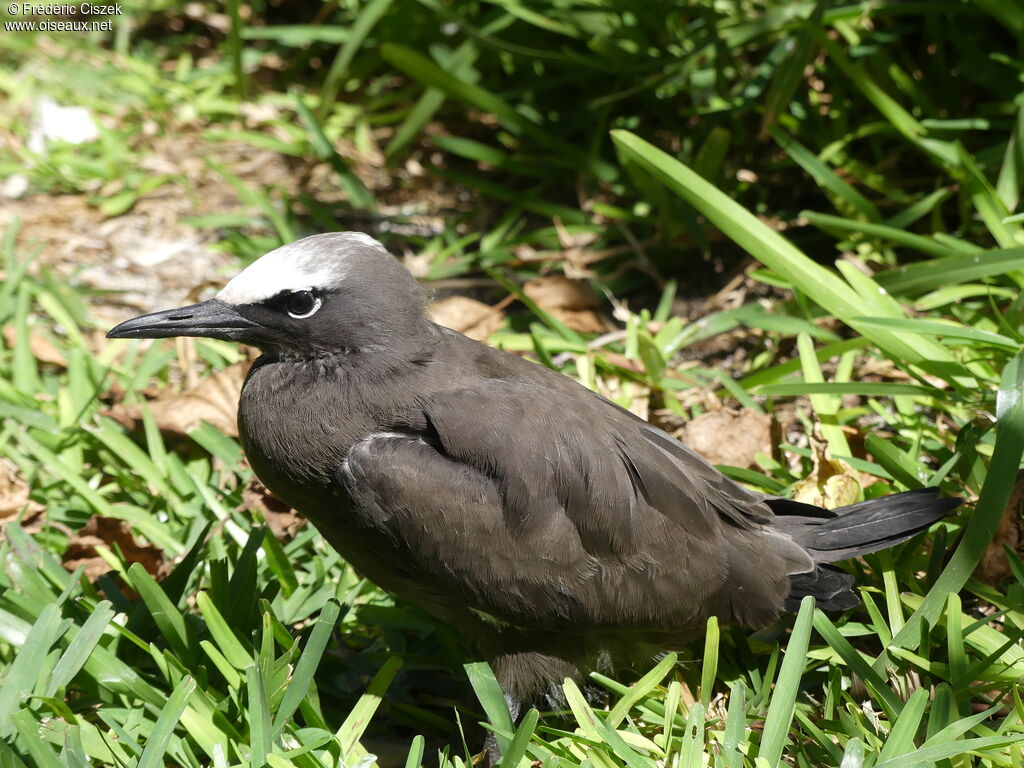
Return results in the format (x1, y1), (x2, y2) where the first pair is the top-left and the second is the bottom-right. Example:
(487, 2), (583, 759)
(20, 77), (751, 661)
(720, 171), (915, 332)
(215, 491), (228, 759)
(286, 290), (321, 319)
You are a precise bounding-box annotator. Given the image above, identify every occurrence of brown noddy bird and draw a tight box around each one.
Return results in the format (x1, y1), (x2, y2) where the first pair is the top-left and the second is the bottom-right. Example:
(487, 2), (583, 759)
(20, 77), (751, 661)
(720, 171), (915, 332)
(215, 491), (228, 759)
(108, 232), (959, 710)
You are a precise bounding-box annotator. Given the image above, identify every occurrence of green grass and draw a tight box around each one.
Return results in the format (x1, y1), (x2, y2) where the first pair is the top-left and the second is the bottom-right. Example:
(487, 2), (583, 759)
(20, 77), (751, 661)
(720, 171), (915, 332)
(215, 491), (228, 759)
(2, 0), (1024, 766)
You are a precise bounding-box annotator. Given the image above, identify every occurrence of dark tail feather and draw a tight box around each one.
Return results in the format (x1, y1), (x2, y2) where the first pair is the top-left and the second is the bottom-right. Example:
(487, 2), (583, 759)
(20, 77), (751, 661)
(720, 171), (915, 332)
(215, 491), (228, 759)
(783, 566), (858, 612)
(770, 488), (960, 612)
(769, 487), (960, 563)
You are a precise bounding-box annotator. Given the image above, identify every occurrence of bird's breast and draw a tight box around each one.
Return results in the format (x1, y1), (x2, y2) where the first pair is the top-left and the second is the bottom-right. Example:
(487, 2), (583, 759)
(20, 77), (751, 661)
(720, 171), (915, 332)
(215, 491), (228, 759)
(236, 358), (376, 513)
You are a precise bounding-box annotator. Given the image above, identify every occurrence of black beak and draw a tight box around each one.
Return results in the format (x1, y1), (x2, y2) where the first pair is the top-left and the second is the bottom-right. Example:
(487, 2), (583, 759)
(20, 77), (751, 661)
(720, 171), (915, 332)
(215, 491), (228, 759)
(106, 299), (258, 341)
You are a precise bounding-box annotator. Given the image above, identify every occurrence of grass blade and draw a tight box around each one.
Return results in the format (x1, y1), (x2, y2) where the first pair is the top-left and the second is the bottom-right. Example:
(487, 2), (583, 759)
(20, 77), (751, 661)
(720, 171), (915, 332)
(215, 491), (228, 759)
(803, 211), (963, 259)
(294, 94), (376, 211)
(272, 600), (341, 735)
(138, 676), (197, 768)
(722, 682), (746, 768)
(609, 130), (970, 385)
(772, 128), (879, 221)
(384, 44), (615, 180)
(812, 609), (903, 719)
(336, 656), (403, 762)
(853, 316), (1020, 349)
(196, 591), (253, 670)
(880, 351), (1024, 663)
(797, 332), (850, 457)
(874, 247), (1024, 294)
(757, 596), (814, 766)
(499, 708), (538, 768)
(699, 618), (719, 710)
(318, 0), (396, 120)
(247, 664), (272, 768)
(466, 661), (515, 754)
(0, 605), (64, 735)
(126, 562), (193, 664)
(607, 652), (677, 727)
(46, 601), (116, 697)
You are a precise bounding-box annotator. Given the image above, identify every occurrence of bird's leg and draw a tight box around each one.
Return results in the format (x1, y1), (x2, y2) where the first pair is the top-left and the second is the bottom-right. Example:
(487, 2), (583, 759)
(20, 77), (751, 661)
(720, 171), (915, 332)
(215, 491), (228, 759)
(505, 691), (523, 722)
(483, 690), (523, 767)
(478, 634), (571, 766)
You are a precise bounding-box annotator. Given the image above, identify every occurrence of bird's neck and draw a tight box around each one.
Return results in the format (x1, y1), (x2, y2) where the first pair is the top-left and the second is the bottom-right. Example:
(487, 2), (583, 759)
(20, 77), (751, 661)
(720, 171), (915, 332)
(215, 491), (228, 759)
(238, 332), (438, 512)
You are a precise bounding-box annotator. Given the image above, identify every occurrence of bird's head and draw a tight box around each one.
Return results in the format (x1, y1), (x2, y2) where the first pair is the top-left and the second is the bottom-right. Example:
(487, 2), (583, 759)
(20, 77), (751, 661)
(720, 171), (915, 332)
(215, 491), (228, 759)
(107, 232), (431, 358)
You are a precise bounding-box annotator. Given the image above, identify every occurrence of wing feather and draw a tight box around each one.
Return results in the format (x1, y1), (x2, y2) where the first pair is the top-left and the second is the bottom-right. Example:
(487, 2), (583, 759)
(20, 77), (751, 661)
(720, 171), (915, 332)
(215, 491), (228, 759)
(339, 371), (810, 633)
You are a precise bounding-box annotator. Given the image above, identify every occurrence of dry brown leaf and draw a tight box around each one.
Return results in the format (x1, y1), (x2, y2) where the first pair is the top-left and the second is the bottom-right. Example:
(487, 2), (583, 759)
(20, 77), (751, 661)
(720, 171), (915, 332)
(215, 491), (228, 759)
(553, 218), (599, 251)
(428, 296), (505, 341)
(974, 470), (1024, 585)
(62, 515), (166, 585)
(0, 469), (42, 524)
(2, 326), (67, 366)
(523, 275), (598, 311)
(553, 218), (604, 276)
(547, 307), (605, 334)
(241, 478), (306, 540)
(106, 360), (250, 437)
(679, 408), (772, 470)
(523, 276), (604, 333)
(792, 439), (861, 509)
(0, 458), (46, 537)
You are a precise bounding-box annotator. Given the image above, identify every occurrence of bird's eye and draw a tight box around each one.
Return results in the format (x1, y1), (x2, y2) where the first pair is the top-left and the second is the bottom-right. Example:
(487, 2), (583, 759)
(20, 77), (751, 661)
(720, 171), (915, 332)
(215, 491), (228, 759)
(286, 290), (321, 319)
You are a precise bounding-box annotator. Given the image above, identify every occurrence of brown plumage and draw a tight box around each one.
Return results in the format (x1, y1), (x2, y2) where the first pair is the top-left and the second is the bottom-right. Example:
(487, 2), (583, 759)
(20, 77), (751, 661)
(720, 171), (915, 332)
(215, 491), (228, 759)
(108, 232), (959, 705)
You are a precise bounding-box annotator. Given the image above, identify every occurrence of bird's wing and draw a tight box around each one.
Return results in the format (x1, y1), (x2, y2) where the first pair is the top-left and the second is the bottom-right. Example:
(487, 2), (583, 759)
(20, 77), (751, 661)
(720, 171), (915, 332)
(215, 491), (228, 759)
(337, 430), (604, 630)
(419, 376), (777, 545)
(341, 375), (814, 632)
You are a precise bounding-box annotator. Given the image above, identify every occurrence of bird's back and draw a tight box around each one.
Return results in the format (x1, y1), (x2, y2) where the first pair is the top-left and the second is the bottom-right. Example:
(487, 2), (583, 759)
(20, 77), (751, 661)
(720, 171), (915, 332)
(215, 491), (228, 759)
(241, 326), (811, 636)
